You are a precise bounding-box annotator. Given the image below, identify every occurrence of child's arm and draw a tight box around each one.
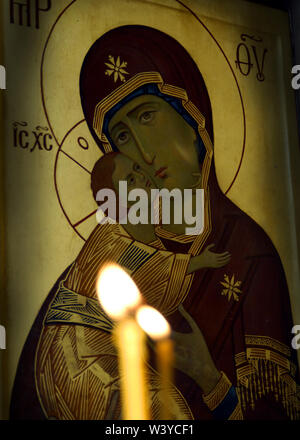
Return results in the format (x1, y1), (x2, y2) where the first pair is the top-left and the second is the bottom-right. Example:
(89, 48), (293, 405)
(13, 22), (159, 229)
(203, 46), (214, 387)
(187, 244), (231, 274)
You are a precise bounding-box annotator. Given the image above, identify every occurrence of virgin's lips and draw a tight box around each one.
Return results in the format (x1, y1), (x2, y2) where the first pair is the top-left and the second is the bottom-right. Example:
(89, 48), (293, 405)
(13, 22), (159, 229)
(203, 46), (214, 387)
(155, 167), (168, 178)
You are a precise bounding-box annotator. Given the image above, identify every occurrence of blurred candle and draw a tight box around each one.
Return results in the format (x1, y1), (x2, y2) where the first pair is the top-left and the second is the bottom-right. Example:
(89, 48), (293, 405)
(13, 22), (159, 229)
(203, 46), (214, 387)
(97, 263), (149, 420)
(136, 305), (173, 420)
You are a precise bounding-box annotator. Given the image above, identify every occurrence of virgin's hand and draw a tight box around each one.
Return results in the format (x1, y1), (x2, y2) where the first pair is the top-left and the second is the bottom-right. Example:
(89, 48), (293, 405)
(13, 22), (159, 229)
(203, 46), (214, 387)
(172, 305), (221, 394)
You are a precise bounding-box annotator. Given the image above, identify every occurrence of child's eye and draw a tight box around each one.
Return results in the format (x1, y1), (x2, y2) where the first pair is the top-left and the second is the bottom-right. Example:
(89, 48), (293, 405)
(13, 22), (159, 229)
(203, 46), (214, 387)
(133, 163), (141, 172)
(139, 111), (155, 124)
(127, 175), (136, 186)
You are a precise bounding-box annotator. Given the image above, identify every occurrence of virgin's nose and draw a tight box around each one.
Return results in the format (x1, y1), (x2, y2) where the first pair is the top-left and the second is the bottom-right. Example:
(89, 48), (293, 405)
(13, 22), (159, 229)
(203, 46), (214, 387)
(131, 131), (155, 165)
(141, 150), (155, 165)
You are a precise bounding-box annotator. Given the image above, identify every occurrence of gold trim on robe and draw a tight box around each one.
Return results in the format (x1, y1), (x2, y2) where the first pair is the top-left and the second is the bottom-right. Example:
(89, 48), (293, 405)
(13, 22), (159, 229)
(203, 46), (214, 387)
(35, 222), (197, 419)
(235, 335), (300, 420)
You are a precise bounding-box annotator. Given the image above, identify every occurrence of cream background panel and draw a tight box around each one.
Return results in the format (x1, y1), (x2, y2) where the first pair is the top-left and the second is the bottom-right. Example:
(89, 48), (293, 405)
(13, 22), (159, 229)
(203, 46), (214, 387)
(3, 0), (81, 418)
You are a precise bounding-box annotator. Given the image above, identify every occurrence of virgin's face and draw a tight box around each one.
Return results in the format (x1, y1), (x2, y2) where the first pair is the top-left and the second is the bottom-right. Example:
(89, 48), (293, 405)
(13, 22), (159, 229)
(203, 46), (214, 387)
(108, 95), (201, 191)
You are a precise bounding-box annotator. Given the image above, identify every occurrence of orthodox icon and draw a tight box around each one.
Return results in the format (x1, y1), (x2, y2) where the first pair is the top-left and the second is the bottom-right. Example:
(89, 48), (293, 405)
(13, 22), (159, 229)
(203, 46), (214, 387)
(9, 9), (300, 421)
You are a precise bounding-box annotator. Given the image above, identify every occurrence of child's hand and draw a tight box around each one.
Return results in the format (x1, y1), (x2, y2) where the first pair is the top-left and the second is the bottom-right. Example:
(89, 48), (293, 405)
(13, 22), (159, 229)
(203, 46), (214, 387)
(200, 244), (231, 268)
(187, 244), (231, 273)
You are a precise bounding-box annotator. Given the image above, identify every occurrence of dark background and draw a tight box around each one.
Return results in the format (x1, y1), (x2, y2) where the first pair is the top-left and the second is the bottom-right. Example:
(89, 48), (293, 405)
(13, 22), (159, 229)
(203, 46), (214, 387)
(248, 1), (300, 65)
(247, 1), (300, 72)
(248, 0), (300, 141)
(247, 0), (288, 10)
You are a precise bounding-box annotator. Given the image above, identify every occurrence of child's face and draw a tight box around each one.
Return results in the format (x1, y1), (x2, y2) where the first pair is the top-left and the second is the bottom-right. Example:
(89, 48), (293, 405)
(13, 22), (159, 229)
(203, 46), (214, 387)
(112, 154), (156, 201)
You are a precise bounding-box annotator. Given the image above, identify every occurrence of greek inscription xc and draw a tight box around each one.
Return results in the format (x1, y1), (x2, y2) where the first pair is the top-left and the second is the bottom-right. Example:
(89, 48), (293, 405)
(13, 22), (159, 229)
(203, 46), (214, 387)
(13, 122), (53, 152)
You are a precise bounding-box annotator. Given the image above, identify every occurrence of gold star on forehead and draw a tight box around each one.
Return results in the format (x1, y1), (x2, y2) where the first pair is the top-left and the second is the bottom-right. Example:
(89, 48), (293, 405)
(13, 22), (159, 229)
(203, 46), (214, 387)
(220, 274), (242, 302)
(105, 55), (129, 83)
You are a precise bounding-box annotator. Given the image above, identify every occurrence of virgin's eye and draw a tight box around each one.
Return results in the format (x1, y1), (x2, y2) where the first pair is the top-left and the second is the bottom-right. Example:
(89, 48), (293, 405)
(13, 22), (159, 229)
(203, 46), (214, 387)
(139, 111), (155, 124)
(127, 174), (136, 186)
(116, 130), (130, 145)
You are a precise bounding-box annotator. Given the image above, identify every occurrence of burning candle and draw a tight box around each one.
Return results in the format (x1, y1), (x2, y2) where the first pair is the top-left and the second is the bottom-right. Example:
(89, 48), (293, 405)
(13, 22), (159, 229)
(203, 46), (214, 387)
(136, 305), (174, 420)
(97, 263), (150, 420)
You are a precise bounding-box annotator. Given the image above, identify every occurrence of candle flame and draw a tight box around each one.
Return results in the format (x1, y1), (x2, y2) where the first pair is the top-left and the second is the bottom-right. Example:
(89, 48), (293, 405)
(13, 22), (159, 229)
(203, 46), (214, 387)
(97, 263), (142, 320)
(136, 305), (171, 340)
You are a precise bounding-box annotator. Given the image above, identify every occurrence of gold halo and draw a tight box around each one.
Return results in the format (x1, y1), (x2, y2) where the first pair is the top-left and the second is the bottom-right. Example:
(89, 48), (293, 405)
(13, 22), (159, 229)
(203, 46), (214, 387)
(41, 0), (245, 240)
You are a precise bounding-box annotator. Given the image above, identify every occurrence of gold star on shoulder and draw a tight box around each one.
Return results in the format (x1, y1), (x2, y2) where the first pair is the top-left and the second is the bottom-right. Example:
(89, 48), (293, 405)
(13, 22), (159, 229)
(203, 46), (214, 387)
(220, 274), (242, 302)
(105, 55), (129, 83)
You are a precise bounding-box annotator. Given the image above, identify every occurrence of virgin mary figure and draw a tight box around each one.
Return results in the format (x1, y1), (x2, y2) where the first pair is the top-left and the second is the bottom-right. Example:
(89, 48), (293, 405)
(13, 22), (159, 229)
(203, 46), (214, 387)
(10, 25), (300, 420)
